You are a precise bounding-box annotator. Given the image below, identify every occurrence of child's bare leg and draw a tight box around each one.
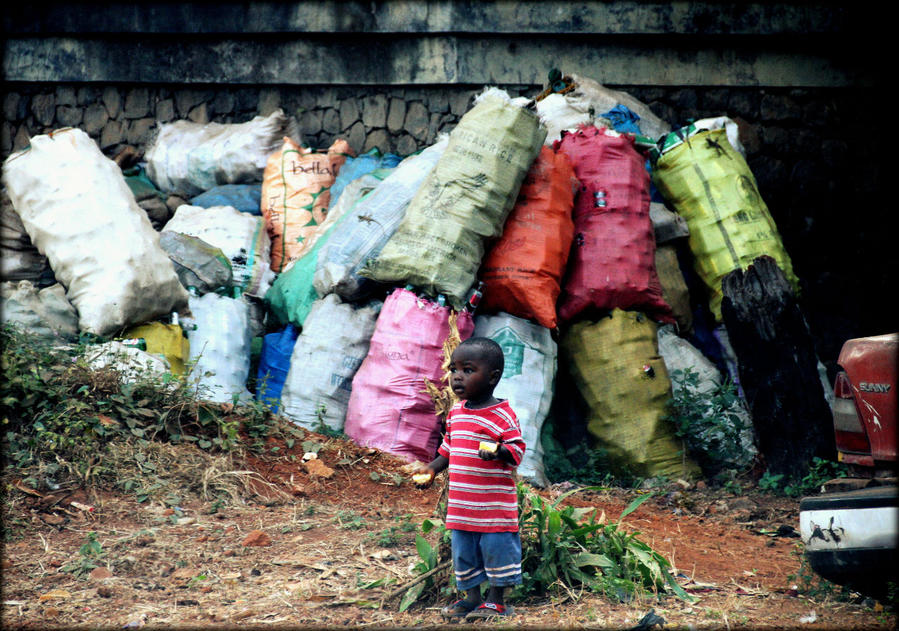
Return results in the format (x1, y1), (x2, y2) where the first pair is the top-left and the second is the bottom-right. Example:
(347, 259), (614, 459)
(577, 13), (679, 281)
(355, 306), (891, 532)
(486, 584), (505, 606)
(463, 587), (484, 607)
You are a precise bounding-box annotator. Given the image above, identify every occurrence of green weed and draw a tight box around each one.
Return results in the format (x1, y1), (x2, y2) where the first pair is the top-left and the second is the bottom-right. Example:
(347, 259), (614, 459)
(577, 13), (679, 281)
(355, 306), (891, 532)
(396, 484), (695, 611)
(399, 518), (450, 612)
(760, 458), (848, 497)
(334, 510), (366, 530)
(1, 323), (296, 496)
(787, 543), (854, 602)
(515, 483), (693, 603)
(61, 531), (105, 578)
(664, 367), (751, 475)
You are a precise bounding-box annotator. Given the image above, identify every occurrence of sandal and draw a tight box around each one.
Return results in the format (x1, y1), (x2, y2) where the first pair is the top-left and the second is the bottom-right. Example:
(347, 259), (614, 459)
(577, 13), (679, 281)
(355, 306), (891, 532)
(440, 599), (478, 620)
(465, 602), (514, 620)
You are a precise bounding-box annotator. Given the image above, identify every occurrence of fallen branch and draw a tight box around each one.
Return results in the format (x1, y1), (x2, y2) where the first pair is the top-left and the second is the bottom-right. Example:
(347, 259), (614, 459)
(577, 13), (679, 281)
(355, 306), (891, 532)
(382, 559), (452, 602)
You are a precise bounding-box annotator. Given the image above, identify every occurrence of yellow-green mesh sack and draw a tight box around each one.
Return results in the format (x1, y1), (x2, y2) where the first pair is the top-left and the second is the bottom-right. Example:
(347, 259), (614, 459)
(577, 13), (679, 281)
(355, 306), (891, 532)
(654, 243), (693, 336)
(561, 309), (699, 479)
(652, 127), (798, 321)
(360, 88), (546, 306)
(122, 322), (190, 376)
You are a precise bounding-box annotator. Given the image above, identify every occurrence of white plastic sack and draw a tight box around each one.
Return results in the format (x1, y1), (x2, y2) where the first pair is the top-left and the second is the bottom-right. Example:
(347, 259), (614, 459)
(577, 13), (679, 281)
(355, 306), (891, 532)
(537, 74), (671, 145)
(1, 128), (189, 336)
(2, 195), (49, 282)
(145, 109), (299, 196)
(183, 293), (252, 404)
(1, 248), (48, 283)
(163, 205), (275, 299)
(657, 324), (756, 469)
(1, 281), (79, 341)
(82, 341), (172, 384)
(279, 294), (382, 432)
(473, 313), (557, 488)
(313, 136), (449, 301)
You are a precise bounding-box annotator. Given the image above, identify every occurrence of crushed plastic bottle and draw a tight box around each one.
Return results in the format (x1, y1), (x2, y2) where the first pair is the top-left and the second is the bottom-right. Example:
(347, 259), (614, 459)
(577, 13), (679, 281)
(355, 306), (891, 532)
(119, 338), (147, 351)
(463, 281), (486, 313)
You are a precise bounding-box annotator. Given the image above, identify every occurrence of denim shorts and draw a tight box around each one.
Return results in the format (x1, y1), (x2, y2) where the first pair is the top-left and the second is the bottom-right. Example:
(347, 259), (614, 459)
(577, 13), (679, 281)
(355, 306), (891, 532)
(451, 529), (522, 591)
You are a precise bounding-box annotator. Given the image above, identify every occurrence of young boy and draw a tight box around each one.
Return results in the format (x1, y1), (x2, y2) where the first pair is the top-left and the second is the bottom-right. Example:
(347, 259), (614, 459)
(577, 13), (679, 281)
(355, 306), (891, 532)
(414, 336), (526, 621)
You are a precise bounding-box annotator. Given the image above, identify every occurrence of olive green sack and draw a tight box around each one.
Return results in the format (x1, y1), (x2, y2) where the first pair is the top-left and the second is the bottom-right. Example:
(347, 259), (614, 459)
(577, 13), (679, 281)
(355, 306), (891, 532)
(652, 127), (798, 322)
(561, 309), (700, 479)
(360, 89), (546, 307)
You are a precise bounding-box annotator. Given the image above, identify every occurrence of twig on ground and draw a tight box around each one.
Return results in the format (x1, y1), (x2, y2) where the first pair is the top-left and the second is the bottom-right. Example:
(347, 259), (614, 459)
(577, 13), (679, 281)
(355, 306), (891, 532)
(382, 559), (452, 602)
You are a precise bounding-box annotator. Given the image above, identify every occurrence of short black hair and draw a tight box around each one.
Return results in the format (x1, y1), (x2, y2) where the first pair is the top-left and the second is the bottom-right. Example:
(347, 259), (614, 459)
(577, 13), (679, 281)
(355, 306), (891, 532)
(456, 336), (504, 373)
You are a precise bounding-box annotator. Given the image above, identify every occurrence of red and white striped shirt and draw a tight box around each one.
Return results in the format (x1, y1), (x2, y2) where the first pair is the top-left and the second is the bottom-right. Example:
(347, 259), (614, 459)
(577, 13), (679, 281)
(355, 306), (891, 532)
(437, 400), (526, 533)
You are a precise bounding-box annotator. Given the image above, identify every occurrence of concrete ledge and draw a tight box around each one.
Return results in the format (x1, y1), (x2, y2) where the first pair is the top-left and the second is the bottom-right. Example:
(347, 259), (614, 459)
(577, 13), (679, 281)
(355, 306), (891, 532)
(4, 1), (852, 36)
(3, 35), (869, 87)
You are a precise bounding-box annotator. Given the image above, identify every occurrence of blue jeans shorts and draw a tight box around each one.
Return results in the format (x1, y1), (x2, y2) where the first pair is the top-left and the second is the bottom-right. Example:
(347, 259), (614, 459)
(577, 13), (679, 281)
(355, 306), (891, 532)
(451, 529), (522, 591)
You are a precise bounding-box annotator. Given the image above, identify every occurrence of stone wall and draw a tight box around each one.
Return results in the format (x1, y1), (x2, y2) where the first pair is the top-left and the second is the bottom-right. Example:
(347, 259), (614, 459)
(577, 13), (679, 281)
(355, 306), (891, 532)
(1, 84), (524, 159)
(1, 80), (891, 370)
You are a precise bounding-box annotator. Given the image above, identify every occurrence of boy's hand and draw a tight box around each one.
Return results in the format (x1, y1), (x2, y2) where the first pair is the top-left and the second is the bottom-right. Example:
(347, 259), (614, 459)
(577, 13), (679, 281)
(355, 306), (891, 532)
(412, 467), (435, 488)
(478, 441), (499, 461)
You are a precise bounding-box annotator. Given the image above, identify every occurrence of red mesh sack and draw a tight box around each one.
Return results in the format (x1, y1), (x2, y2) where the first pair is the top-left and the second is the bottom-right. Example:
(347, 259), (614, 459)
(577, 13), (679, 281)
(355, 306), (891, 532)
(555, 126), (673, 324)
(477, 145), (578, 329)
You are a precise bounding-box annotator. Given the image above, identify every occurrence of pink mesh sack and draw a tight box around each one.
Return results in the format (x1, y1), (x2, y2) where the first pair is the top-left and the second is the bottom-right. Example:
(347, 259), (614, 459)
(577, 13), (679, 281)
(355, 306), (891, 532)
(555, 126), (673, 324)
(344, 288), (474, 463)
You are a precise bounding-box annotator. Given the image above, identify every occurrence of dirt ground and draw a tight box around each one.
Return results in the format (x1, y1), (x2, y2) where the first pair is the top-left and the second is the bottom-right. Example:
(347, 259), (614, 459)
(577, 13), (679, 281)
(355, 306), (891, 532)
(2, 430), (895, 630)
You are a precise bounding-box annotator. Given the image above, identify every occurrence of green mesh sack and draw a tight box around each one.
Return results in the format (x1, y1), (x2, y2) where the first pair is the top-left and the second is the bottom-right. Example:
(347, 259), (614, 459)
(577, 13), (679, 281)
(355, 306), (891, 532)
(360, 88), (546, 307)
(266, 171), (390, 328)
(652, 125), (798, 321)
(561, 309), (699, 479)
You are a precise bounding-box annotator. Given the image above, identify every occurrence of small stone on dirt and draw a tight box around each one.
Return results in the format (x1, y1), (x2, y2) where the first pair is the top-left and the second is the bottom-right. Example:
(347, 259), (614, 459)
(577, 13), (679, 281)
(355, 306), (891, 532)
(303, 458), (334, 478)
(39, 589), (71, 601)
(171, 567), (197, 580)
(89, 567), (112, 580)
(241, 530), (271, 547)
(728, 497), (757, 511)
(230, 609), (256, 621)
(41, 513), (66, 526)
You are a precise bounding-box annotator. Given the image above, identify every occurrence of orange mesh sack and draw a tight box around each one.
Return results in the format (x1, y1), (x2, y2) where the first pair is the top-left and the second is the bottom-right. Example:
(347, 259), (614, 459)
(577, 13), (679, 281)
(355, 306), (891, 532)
(262, 137), (353, 273)
(478, 145), (577, 329)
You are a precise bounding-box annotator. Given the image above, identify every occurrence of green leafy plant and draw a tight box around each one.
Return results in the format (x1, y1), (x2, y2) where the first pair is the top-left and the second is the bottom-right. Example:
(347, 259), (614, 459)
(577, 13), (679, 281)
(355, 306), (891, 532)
(1, 323), (295, 494)
(664, 367), (751, 475)
(787, 543), (854, 602)
(757, 458), (849, 498)
(61, 531), (105, 578)
(313, 403), (343, 438)
(373, 515), (419, 549)
(758, 471), (785, 493)
(541, 420), (622, 487)
(399, 518), (451, 612)
(782, 458), (849, 497)
(395, 486), (694, 611)
(516, 483), (694, 603)
(334, 510), (366, 530)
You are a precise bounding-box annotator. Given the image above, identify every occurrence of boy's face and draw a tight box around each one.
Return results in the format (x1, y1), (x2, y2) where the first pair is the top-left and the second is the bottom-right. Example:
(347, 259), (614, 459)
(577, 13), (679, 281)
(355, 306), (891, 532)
(449, 344), (500, 404)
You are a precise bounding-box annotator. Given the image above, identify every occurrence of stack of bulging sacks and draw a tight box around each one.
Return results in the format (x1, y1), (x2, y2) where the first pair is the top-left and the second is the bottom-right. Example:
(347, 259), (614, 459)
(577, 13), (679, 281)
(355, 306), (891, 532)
(2, 75), (810, 487)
